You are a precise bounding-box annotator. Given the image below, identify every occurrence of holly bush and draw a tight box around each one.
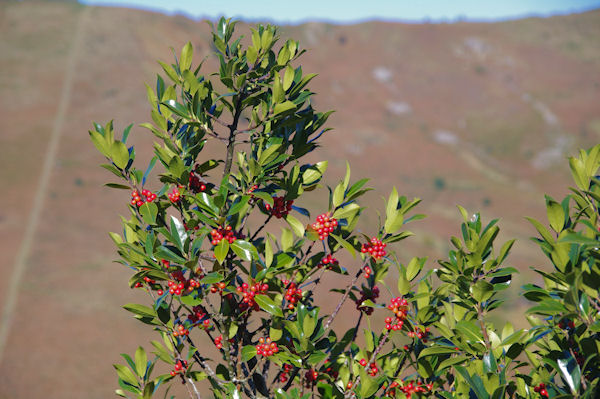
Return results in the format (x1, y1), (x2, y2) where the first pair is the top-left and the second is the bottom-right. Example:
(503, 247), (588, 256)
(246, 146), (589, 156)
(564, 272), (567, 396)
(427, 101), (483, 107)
(90, 18), (600, 399)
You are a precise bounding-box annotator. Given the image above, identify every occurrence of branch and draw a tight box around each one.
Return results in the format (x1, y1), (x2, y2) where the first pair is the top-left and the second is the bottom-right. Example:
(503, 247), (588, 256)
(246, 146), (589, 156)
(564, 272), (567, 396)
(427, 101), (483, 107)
(249, 214), (272, 242)
(476, 303), (492, 352)
(222, 92), (246, 179)
(185, 377), (202, 399)
(323, 265), (365, 332)
(347, 330), (390, 398)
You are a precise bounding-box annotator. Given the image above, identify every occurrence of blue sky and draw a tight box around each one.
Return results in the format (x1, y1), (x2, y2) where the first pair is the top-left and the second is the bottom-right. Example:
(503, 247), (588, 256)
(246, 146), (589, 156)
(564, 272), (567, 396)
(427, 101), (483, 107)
(80, 0), (600, 24)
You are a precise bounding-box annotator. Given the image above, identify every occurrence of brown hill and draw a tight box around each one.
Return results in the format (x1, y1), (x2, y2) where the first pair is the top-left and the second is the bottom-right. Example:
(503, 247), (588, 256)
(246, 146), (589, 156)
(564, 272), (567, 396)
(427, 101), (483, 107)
(1, 2), (599, 398)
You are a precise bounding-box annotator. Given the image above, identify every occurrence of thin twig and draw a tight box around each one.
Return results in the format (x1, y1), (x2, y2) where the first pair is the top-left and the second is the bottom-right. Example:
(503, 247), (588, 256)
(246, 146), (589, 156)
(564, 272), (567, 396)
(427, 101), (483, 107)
(323, 265), (365, 332)
(348, 330), (390, 398)
(186, 377), (202, 399)
(250, 214), (272, 241)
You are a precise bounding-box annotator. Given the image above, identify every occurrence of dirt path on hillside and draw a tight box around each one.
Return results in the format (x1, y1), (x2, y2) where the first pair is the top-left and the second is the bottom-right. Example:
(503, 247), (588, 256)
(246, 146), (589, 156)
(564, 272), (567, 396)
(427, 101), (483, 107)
(0, 6), (91, 361)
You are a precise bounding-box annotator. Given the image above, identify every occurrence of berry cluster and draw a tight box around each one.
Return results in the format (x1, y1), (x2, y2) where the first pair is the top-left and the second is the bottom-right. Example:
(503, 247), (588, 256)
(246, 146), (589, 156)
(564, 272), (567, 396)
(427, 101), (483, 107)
(187, 305), (208, 324)
(279, 364), (293, 383)
(265, 196), (293, 218)
(558, 319), (575, 330)
(363, 265), (372, 278)
(318, 254), (338, 269)
(173, 324), (190, 337)
(210, 226), (237, 245)
(355, 286), (379, 315)
(358, 358), (379, 376)
(183, 220), (200, 232)
(164, 270), (200, 295)
(384, 316), (404, 331)
(407, 327), (431, 343)
(168, 186), (182, 203)
(210, 282), (227, 293)
(237, 282), (269, 312)
(388, 296), (408, 315)
(533, 383), (548, 398)
(386, 380), (432, 398)
(323, 359), (339, 379)
(283, 280), (302, 310)
(214, 335), (223, 350)
(573, 348), (585, 366)
(167, 277), (199, 295)
(361, 237), (387, 260)
(133, 275), (156, 289)
(169, 360), (188, 377)
(311, 213), (337, 240)
(188, 170), (206, 193)
(256, 337), (279, 357)
(386, 297), (409, 331)
(304, 369), (319, 387)
(247, 184), (259, 195)
(130, 189), (157, 207)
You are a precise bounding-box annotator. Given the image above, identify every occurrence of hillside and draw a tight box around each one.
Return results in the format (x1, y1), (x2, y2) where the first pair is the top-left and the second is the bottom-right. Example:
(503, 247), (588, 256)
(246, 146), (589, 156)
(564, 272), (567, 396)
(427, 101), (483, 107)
(1, 2), (599, 397)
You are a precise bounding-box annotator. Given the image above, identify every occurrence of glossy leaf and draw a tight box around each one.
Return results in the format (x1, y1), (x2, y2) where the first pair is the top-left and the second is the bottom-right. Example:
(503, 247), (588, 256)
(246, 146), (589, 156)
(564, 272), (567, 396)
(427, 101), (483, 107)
(214, 240), (229, 264)
(255, 295), (284, 317)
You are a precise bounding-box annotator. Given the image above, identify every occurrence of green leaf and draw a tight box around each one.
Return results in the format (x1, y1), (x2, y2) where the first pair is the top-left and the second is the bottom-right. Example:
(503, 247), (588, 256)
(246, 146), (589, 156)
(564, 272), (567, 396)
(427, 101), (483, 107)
(157, 245), (187, 264)
(111, 141), (130, 169)
(406, 257), (426, 281)
(214, 240), (229, 264)
(525, 217), (555, 244)
(302, 161), (328, 185)
(419, 346), (458, 357)
(114, 364), (139, 386)
(273, 100), (296, 116)
(557, 355), (581, 394)
(386, 187), (399, 218)
(527, 299), (567, 315)
(246, 46), (258, 65)
(139, 202), (158, 225)
(158, 60), (179, 82)
(180, 42), (193, 71)
(307, 351), (328, 365)
(483, 352), (497, 373)
(101, 163), (124, 178)
(303, 315), (316, 338)
(384, 213), (404, 235)
(89, 129), (110, 157)
(241, 345), (257, 362)
(254, 295), (284, 317)
(359, 370), (379, 398)
(546, 198), (564, 232)
(201, 272), (223, 284)
(105, 183), (131, 190)
(332, 181), (345, 208)
(123, 303), (156, 318)
(285, 214), (305, 238)
(332, 203), (360, 220)
(471, 280), (494, 303)
(330, 234), (356, 258)
(265, 237), (274, 267)
(456, 320), (484, 344)
(438, 355), (469, 370)
(283, 65), (295, 90)
(231, 240), (258, 261)
(455, 366), (489, 399)
(134, 347), (148, 378)
(397, 272), (410, 295)
(270, 326), (283, 341)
